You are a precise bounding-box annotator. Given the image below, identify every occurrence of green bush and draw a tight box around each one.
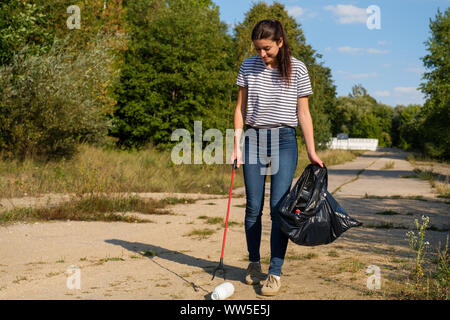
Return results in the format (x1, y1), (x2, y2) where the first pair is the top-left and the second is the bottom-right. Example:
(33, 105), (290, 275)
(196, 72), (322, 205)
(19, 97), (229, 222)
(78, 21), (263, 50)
(0, 34), (119, 161)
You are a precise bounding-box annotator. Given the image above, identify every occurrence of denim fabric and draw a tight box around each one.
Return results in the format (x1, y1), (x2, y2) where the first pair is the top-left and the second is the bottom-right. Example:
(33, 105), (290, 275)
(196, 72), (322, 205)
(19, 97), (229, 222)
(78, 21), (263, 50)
(242, 126), (298, 277)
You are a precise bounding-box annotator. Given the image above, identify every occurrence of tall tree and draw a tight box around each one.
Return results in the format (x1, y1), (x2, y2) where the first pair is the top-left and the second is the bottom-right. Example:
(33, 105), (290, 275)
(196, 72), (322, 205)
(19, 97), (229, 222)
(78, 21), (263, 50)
(111, 0), (236, 149)
(333, 86), (393, 147)
(419, 8), (450, 159)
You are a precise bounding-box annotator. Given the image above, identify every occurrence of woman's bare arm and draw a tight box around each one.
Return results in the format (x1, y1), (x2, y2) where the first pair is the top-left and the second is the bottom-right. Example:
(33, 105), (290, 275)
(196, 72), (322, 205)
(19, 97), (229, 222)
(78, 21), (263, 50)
(297, 96), (324, 167)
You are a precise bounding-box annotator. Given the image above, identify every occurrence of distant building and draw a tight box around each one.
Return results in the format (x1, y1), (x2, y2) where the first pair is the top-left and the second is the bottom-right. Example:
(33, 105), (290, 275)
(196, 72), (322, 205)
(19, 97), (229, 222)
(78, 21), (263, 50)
(324, 133), (378, 151)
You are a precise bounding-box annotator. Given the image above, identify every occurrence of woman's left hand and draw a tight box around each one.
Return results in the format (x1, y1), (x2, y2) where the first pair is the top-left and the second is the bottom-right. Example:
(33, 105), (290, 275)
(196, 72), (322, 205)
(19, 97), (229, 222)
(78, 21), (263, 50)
(307, 151), (324, 168)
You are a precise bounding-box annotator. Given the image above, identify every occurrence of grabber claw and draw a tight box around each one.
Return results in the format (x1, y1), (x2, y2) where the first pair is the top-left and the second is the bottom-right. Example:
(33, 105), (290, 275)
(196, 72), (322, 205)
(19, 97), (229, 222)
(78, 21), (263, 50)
(211, 258), (226, 281)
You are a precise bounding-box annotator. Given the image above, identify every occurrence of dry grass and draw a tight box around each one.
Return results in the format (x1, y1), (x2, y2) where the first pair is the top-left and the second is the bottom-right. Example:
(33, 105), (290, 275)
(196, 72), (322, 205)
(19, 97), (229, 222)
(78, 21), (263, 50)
(0, 143), (364, 199)
(382, 160), (395, 169)
(406, 154), (450, 199)
(185, 228), (216, 239)
(0, 195), (176, 225)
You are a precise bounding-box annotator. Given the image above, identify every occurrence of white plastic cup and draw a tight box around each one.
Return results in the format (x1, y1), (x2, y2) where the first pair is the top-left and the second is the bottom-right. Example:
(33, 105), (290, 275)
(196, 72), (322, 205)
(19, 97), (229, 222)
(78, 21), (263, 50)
(211, 281), (234, 300)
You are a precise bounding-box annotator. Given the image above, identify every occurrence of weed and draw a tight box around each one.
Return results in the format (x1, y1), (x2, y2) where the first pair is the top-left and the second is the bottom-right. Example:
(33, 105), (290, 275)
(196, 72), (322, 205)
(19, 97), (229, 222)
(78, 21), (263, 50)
(0, 195), (174, 225)
(375, 210), (399, 216)
(365, 222), (408, 230)
(328, 250), (340, 257)
(185, 228), (215, 239)
(100, 257), (125, 263)
(406, 215), (431, 280)
(382, 161), (395, 169)
(142, 250), (157, 257)
(197, 216), (240, 227)
(335, 258), (364, 274)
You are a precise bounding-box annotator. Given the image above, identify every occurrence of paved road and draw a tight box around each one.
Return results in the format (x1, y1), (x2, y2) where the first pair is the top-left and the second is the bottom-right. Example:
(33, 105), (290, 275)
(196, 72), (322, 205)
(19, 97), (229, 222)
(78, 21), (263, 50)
(329, 147), (437, 199)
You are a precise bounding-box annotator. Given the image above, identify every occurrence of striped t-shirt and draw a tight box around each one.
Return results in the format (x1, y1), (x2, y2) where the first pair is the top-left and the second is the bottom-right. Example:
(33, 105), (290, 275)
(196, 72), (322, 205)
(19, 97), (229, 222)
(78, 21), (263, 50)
(236, 55), (313, 128)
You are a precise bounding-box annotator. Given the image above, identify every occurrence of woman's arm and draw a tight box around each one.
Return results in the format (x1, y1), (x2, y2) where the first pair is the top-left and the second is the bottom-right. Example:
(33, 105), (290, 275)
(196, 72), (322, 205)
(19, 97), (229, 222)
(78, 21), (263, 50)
(297, 96), (324, 167)
(232, 86), (248, 167)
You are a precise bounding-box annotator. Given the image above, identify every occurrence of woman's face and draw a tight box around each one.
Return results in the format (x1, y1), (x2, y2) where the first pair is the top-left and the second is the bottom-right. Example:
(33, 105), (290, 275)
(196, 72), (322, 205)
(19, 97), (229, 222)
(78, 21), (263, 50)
(253, 38), (283, 66)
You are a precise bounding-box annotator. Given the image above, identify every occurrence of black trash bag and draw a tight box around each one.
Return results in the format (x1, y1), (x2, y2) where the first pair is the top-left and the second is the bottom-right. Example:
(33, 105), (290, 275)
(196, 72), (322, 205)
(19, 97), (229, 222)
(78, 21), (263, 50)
(279, 164), (362, 246)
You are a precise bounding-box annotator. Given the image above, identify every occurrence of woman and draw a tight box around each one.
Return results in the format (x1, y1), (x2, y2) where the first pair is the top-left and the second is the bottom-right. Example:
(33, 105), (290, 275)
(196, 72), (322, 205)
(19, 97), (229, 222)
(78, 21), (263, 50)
(232, 19), (324, 296)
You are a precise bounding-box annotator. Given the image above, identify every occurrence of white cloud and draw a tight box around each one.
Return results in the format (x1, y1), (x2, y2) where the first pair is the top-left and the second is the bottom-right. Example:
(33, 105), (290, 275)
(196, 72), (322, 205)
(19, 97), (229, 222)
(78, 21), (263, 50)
(366, 48), (389, 54)
(337, 70), (377, 79)
(405, 67), (426, 74)
(377, 40), (389, 46)
(324, 4), (367, 24)
(288, 6), (317, 19)
(338, 46), (364, 54)
(373, 90), (391, 97)
(338, 46), (389, 55)
(288, 6), (304, 18)
(394, 87), (418, 94)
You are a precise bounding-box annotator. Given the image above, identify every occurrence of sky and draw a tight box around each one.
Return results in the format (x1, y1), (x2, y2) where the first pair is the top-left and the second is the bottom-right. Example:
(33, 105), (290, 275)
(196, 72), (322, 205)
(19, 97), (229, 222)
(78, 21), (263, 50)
(212, 0), (449, 107)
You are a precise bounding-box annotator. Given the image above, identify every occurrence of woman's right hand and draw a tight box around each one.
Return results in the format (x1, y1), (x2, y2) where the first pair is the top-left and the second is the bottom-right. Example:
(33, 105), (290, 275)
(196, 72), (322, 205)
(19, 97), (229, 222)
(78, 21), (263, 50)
(231, 147), (244, 168)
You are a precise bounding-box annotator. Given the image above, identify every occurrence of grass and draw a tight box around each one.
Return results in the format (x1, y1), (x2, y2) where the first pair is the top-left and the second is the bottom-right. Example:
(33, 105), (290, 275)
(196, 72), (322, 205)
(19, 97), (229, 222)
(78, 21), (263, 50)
(404, 154), (450, 199)
(185, 228), (215, 239)
(401, 168), (450, 199)
(375, 210), (400, 216)
(382, 160), (395, 169)
(0, 143), (364, 199)
(363, 193), (432, 202)
(142, 250), (157, 257)
(386, 235), (449, 300)
(364, 222), (409, 230)
(0, 195), (178, 225)
(328, 250), (340, 257)
(197, 215), (241, 227)
(260, 252), (318, 264)
(335, 258), (365, 274)
(99, 256), (125, 263)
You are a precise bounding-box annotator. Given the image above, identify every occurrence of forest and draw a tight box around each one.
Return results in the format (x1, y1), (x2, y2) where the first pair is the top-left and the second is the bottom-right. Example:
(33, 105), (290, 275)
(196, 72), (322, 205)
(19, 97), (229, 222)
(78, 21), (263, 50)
(0, 0), (448, 161)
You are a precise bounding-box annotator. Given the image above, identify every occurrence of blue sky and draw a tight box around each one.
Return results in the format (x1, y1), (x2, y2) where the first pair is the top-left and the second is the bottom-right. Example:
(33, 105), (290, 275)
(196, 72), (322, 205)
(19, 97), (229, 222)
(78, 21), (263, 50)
(212, 0), (449, 107)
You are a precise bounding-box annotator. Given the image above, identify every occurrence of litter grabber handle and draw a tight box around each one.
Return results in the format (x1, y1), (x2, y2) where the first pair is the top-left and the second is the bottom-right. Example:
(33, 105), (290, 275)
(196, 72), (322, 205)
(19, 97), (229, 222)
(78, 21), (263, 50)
(212, 159), (238, 280)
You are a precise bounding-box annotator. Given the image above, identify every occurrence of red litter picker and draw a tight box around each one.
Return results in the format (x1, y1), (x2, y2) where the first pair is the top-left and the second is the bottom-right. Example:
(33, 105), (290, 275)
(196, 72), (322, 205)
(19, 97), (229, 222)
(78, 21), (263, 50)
(212, 159), (238, 281)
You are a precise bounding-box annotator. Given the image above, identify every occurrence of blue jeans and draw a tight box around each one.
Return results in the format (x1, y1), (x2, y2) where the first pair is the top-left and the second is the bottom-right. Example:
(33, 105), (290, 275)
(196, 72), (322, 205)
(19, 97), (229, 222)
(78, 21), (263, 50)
(243, 126), (298, 277)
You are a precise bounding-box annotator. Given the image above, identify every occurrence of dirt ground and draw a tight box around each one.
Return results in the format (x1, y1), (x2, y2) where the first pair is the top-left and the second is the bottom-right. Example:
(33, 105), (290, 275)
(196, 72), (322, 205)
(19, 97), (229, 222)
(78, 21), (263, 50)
(0, 147), (448, 300)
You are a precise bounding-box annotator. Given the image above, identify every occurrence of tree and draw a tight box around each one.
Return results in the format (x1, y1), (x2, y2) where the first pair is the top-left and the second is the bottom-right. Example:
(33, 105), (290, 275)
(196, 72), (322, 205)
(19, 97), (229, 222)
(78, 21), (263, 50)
(333, 86), (393, 146)
(111, 0), (236, 149)
(0, 0), (53, 66)
(391, 104), (422, 151)
(0, 35), (119, 160)
(419, 8), (450, 159)
(0, 0), (125, 160)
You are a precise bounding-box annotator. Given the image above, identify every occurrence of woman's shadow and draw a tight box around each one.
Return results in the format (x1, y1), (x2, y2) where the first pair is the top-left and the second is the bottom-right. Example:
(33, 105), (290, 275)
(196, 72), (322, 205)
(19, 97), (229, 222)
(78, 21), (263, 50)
(105, 239), (249, 297)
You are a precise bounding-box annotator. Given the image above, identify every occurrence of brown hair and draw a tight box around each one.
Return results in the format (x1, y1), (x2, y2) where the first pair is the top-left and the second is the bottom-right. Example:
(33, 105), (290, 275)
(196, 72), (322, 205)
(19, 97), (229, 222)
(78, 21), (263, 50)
(251, 19), (292, 86)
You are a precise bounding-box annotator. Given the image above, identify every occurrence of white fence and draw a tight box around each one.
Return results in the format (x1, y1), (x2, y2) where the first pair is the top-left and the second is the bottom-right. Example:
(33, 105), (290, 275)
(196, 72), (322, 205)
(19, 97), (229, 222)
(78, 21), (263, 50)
(325, 138), (378, 151)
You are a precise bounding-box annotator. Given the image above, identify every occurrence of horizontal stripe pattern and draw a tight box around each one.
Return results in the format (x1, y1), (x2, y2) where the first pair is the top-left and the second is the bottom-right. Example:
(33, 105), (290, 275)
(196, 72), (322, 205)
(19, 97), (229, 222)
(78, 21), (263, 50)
(236, 55), (313, 128)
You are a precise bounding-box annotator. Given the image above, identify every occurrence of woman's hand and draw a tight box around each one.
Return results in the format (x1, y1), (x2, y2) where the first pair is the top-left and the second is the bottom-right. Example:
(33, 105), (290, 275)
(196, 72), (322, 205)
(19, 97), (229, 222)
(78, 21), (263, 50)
(307, 150), (324, 168)
(231, 147), (244, 168)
